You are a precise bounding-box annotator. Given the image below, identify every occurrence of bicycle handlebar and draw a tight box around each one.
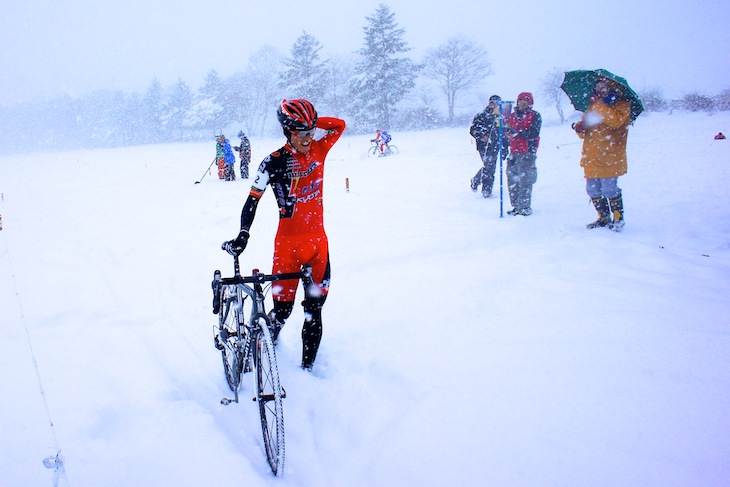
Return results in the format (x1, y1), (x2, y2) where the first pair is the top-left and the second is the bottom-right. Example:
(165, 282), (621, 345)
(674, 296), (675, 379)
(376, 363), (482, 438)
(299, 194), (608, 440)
(220, 252), (312, 285)
(220, 269), (310, 286)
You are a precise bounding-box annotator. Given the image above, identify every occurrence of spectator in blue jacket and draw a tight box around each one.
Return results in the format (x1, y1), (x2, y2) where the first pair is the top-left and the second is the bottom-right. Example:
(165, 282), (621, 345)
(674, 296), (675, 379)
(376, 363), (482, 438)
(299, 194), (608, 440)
(216, 134), (236, 181)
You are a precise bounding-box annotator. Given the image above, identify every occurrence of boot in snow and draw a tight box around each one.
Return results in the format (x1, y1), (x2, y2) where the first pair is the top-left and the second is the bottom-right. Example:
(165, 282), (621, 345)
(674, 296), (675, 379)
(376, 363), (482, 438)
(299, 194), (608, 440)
(587, 197), (611, 229)
(608, 195), (625, 232)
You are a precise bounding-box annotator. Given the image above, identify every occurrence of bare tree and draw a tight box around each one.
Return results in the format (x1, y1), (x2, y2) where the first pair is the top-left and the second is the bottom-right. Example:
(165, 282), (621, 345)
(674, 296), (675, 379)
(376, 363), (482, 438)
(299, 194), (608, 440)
(638, 87), (667, 112)
(320, 54), (355, 118)
(243, 45), (284, 137)
(540, 68), (568, 124)
(421, 36), (492, 125)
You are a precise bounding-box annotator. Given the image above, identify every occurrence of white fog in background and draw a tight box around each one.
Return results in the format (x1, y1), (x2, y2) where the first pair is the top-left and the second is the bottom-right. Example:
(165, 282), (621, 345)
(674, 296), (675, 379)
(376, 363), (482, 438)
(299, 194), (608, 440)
(2, 0), (728, 107)
(1, 112), (729, 486)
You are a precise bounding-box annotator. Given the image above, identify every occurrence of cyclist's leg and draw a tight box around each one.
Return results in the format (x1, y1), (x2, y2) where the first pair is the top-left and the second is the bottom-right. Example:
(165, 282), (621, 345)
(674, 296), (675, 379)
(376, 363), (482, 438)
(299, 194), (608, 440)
(272, 234), (330, 368)
(301, 294), (326, 370)
(301, 251), (330, 369)
(271, 236), (303, 302)
(270, 235), (303, 342)
(269, 300), (294, 343)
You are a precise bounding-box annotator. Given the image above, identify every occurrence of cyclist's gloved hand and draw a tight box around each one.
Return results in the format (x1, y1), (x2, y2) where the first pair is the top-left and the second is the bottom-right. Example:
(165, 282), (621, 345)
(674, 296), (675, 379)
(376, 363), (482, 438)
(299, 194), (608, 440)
(222, 230), (249, 256)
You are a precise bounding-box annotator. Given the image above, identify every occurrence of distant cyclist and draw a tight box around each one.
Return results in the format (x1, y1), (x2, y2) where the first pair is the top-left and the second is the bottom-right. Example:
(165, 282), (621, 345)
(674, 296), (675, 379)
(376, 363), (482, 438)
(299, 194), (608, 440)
(223, 99), (346, 370)
(371, 129), (392, 156)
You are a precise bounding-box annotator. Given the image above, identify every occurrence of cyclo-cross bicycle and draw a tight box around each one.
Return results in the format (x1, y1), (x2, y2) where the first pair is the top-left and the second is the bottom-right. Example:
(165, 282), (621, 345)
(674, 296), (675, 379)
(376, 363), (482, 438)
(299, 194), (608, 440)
(368, 139), (399, 157)
(211, 252), (312, 476)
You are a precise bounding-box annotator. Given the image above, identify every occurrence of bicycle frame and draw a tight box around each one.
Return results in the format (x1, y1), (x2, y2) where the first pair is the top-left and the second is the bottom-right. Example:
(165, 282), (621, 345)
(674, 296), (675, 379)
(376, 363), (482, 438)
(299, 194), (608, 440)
(214, 254), (310, 405)
(212, 254), (311, 475)
(369, 139), (397, 157)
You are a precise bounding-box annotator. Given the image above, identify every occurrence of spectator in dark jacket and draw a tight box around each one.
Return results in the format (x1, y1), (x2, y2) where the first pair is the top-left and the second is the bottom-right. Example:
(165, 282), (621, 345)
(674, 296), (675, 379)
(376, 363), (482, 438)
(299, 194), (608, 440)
(470, 95), (509, 198)
(234, 130), (251, 179)
(505, 92), (541, 216)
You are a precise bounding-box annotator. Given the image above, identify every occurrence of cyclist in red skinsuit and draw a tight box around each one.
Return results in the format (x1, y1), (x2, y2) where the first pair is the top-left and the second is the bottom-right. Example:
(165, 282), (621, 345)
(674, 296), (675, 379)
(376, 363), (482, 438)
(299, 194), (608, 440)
(224, 99), (346, 370)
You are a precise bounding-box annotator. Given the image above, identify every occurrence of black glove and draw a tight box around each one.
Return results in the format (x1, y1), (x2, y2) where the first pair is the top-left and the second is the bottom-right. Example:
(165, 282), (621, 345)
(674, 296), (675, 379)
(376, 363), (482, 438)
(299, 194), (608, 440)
(222, 230), (249, 256)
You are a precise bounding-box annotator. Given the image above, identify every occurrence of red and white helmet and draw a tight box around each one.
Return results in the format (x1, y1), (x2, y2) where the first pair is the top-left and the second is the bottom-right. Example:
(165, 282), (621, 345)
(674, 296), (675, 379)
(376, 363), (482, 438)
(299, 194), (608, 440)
(277, 99), (318, 131)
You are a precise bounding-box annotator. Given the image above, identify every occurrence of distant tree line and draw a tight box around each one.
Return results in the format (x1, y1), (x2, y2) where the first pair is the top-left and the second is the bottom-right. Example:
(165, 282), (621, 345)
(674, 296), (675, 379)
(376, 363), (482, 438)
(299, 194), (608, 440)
(0, 4), (496, 155)
(1, 3), (728, 156)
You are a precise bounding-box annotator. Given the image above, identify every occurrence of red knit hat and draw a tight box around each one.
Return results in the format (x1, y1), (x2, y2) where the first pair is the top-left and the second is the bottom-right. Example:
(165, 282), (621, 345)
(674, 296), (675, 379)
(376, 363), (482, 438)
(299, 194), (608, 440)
(517, 92), (534, 105)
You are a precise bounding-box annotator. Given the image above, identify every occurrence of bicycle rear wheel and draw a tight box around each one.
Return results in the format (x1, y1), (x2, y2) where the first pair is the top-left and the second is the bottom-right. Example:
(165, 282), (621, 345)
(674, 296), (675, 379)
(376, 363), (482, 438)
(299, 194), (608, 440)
(254, 314), (285, 475)
(385, 145), (398, 156)
(218, 288), (243, 392)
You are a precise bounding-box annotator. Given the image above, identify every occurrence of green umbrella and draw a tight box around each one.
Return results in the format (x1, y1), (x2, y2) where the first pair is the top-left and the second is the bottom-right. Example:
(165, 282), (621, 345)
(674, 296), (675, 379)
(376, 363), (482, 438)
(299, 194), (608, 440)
(561, 68), (644, 123)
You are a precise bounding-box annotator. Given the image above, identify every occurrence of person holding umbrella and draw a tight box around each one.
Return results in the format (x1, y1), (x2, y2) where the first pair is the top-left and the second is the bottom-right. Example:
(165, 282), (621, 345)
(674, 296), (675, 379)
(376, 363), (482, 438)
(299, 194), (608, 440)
(562, 69), (643, 232)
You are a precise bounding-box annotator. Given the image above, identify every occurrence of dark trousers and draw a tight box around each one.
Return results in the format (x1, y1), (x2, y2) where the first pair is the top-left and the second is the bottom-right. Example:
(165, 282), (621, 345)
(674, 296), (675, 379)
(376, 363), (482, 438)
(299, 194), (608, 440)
(506, 153), (537, 210)
(473, 149), (498, 193)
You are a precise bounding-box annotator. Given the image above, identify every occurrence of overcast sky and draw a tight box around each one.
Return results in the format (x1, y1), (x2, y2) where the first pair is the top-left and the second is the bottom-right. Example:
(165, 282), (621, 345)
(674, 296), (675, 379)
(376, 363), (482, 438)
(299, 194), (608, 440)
(2, 0), (728, 108)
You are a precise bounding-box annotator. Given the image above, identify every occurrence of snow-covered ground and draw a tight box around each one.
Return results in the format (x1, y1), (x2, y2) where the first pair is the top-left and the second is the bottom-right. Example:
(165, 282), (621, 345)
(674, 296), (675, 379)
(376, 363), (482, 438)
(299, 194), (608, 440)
(1, 111), (729, 487)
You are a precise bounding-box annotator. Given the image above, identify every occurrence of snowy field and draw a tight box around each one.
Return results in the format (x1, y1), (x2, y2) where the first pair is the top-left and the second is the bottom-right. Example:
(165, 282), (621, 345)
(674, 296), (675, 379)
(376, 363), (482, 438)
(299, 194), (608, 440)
(1, 110), (729, 487)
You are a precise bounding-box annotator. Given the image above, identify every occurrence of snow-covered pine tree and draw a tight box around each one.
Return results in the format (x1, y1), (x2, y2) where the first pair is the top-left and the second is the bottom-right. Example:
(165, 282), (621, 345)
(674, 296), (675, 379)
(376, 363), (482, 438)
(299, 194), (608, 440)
(164, 78), (194, 141)
(194, 70), (227, 135)
(349, 4), (418, 131)
(142, 78), (164, 143)
(280, 31), (329, 104)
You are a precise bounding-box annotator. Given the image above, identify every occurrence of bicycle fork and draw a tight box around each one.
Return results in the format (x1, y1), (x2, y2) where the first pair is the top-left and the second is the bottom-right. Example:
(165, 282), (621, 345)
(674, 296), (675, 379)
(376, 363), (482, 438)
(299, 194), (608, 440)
(221, 294), (249, 406)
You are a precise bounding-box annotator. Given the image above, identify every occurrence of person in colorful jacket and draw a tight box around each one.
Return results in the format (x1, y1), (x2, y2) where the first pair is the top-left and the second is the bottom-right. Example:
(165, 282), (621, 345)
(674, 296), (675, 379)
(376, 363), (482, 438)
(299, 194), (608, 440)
(215, 134), (236, 181)
(223, 99), (346, 370)
(470, 95), (509, 198)
(505, 92), (541, 215)
(573, 77), (631, 231)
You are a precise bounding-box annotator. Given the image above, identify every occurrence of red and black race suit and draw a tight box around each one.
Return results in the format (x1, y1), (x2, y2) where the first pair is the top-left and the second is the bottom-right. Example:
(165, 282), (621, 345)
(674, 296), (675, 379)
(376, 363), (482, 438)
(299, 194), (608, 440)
(239, 117), (346, 301)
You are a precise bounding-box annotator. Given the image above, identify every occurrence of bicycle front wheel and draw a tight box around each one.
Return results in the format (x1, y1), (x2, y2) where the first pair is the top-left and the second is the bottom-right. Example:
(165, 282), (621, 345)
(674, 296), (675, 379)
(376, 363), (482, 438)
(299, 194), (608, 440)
(368, 146), (378, 157)
(219, 288), (243, 392)
(254, 314), (285, 475)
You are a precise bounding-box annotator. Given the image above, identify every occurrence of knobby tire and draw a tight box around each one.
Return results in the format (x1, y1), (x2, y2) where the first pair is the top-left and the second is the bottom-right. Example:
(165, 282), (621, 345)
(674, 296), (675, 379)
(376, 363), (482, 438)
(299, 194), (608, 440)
(219, 288), (243, 392)
(254, 313), (285, 476)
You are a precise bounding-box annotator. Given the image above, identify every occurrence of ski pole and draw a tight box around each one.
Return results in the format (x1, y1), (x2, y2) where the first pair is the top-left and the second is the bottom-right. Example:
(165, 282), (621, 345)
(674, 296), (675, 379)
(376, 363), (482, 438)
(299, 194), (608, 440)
(195, 157), (217, 184)
(497, 101), (514, 218)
